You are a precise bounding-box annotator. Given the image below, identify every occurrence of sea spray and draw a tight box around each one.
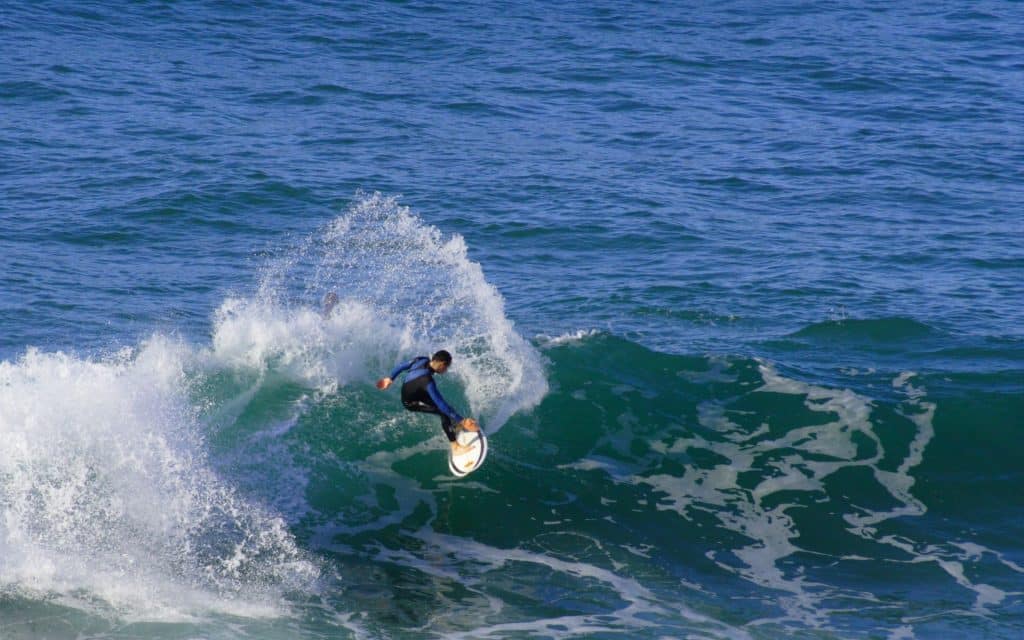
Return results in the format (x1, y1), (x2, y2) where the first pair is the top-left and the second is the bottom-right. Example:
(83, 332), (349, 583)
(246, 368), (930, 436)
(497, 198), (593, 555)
(236, 192), (548, 430)
(0, 338), (319, 620)
(209, 296), (409, 390)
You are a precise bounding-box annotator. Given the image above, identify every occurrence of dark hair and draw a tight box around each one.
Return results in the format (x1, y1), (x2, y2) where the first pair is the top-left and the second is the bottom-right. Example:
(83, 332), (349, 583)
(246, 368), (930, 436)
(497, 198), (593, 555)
(432, 349), (453, 365)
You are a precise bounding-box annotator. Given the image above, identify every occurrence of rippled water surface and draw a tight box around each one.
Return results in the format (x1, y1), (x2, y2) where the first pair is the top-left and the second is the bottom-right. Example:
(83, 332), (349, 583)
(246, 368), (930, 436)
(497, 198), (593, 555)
(1, 2), (1022, 638)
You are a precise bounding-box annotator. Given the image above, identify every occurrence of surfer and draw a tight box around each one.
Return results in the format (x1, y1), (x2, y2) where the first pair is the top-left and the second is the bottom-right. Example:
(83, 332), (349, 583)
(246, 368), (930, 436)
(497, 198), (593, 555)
(377, 350), (480, 455)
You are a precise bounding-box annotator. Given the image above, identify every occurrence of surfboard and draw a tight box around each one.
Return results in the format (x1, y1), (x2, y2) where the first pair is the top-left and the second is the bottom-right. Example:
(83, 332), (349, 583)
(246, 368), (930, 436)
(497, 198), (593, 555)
(448, 428), (488, 477)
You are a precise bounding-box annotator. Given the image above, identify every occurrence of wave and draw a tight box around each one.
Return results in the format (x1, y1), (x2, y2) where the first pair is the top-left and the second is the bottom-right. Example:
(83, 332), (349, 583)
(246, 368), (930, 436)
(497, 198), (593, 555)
(0, 340), (319, 621)
(1, 198), (1021, 637)
(3, 326), (1021, 637)
(0, 193), (550, 624)
(789, 316), (938, 342)
(529, 334), (1021, 634)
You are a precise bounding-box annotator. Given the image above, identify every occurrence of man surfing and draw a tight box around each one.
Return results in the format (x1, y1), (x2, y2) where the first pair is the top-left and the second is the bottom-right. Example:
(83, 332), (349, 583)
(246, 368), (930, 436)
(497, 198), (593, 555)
(377, 350), (480, 455)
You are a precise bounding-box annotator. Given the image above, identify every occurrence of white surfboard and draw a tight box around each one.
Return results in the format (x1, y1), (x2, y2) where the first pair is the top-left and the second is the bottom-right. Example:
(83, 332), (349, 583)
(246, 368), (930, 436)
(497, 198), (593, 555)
(448, 428), (488, 477)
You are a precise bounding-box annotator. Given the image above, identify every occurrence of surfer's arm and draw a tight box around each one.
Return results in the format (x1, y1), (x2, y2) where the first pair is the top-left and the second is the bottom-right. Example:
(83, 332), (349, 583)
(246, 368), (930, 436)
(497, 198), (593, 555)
(426, 379), (463, 423)
(387, 358), (416, 381)
(378, 358), (415, 390)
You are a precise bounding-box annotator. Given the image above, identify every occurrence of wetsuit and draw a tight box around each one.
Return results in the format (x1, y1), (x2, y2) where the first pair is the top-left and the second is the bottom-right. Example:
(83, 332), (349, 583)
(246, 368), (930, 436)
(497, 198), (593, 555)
(389, 356), (462, 442)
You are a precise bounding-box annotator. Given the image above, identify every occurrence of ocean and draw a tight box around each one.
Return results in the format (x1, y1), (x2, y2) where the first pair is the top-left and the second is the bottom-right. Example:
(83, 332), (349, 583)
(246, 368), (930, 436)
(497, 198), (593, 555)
(1, 1), (1022, 638)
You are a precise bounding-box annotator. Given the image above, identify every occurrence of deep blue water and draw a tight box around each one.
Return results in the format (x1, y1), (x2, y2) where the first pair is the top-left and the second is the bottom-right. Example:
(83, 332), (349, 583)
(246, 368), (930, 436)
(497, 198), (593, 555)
(1, 2), (1022, 639)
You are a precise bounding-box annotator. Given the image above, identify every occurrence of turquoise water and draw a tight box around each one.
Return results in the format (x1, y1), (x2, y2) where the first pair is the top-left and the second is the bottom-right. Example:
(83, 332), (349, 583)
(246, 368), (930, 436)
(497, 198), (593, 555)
(2, 2), (1022, 638)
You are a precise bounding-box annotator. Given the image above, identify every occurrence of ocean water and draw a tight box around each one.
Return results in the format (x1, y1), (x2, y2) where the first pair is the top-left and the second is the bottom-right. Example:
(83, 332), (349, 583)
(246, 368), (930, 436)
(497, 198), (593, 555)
(1, 1), (1022, 638)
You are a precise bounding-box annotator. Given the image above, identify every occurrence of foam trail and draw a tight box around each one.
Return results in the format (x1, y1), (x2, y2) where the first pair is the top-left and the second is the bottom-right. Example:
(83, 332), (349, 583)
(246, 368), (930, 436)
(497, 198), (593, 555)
(842, 373), (1011, 618)
(0, 339), (319, 620)
(239, 192), (548, 430)
(368, 529), (752, 640)
(629, 362), (935, 629)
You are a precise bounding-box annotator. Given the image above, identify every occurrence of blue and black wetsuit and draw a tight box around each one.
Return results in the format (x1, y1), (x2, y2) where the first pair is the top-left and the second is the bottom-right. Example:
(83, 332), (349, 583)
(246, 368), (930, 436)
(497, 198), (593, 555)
(389, 356), (463, 442)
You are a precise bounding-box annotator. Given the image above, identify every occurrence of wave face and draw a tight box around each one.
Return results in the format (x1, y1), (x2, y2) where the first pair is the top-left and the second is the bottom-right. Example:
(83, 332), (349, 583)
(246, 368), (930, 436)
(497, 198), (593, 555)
(2, 198), (1021, 639)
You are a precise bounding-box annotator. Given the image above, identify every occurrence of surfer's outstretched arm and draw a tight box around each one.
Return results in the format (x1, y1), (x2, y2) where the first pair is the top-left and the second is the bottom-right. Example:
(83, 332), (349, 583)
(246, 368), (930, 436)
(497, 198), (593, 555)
(377, 357), (420, 390)
(388, 358), (418, 380)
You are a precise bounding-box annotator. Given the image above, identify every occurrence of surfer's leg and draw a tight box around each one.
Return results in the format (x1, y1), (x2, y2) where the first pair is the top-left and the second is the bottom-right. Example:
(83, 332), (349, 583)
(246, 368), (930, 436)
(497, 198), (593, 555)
(438, 413), (457, 442)
(403, 400), (457, 442)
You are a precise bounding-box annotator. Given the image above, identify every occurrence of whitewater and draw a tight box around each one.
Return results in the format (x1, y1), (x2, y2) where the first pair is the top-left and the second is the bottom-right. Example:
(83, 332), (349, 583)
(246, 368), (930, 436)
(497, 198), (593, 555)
(1, 194), (547, 618)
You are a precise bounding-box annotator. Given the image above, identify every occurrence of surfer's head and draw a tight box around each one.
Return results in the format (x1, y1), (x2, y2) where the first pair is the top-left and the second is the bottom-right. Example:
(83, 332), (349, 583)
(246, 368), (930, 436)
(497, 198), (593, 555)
(430, 350), (453, 373)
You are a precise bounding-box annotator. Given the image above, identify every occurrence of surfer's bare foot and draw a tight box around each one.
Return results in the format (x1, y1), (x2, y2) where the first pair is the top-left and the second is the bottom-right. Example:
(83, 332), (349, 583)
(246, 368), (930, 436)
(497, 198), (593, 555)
(460, 418), (480, 432)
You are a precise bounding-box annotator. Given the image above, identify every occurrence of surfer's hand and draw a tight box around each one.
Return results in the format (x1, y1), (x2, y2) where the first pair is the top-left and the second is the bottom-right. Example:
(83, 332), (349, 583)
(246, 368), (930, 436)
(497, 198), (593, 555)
(460, 418), (480, 432)
(376, 377), (392, 390)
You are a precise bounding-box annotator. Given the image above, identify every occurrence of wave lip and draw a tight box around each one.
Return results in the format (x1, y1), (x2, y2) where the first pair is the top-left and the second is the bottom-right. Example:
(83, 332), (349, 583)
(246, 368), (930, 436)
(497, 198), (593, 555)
(789, 316), (938, 342)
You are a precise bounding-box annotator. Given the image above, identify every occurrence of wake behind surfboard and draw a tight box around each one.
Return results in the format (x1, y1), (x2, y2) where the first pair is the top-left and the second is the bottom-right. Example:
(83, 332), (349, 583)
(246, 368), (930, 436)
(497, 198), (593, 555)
(448, 428), (488, 477)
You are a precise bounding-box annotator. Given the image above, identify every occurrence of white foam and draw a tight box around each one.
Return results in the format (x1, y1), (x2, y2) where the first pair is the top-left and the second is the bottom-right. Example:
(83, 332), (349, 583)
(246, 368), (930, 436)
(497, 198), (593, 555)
(535, 329), (600, 348)
(208, 296), (411, 390)
(0, 340), (320, 621)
